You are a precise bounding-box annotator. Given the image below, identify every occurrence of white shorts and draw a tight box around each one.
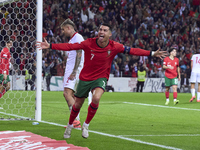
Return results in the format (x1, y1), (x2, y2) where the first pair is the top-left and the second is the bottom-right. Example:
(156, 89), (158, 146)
(63, 67), (82, 91)
(190, 72), (200, 83)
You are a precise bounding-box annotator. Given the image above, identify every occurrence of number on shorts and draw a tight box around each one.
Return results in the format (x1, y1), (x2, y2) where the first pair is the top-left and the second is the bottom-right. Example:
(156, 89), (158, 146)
(174, 78), (178, 84)
(67, 77), (70, 83)
(102, 81), (105, 89)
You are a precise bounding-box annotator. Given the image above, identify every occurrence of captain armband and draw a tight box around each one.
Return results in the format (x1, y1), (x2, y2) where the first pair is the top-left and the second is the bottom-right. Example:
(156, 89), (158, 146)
(123, 46), (131, 54)
(151, 51), (155, 56)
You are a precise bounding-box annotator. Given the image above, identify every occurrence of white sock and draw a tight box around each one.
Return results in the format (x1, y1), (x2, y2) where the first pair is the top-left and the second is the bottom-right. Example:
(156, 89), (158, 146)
(191, 89), (195, 97)
(166, 98), (169, 102)
(197, 92), (200, 100)
(69, 106), (72, 112)
(83, 122), (89, 127)
(68, 123), (73, 127)
(88, 92), (92, 105)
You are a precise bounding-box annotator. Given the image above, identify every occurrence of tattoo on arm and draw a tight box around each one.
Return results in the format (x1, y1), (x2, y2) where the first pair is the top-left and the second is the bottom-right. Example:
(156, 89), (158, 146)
(72, 50), (82, 74)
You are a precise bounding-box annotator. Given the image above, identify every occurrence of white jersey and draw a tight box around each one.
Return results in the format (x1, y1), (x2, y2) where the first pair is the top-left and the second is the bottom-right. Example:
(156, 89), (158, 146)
(63, 32), (84, 90)
(190, 54), (200, 83)
(191, 54), (200, 73)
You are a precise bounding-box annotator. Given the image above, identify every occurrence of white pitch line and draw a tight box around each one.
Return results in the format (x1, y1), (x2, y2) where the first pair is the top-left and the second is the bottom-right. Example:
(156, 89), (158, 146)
(100, 101), (200, 111)
(0, 112), (29, 119)
(40, 120), (182, 150)
(1, 103), (193, 150)
(119, 134), (200, 137)
(123, 102), (200, 111)
(0, 114), (183, 150)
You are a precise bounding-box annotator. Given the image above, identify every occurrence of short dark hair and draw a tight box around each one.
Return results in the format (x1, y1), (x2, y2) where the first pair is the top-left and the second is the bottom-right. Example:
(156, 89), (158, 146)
(100, 23), (112, 31)
(6, 40), (13, 44)
(168, 47), (176, 53)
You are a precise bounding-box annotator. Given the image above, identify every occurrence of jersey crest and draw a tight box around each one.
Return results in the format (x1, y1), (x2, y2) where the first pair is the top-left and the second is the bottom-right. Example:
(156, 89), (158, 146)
(107, 49), (111, 56)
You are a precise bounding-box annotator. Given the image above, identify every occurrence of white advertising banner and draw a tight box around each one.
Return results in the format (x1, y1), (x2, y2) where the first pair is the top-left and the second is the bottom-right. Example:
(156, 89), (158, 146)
(9, 75), (64, 91)
(9, 76), (196, 92)
(107, 77), (167, 92)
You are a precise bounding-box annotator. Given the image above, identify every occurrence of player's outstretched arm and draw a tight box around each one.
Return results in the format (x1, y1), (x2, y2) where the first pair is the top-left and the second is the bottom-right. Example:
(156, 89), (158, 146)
(152, 48), (168, 60)
(36, 38), (50, 50)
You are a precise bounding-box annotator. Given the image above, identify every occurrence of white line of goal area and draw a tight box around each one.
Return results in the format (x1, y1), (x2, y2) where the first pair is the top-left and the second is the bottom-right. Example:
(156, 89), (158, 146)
(119, 134), (200, 137)
(0, 112), (182, 150)
(123, 102), (200, 111)
(100, 101), (200, 111)
(40, 120), (182, 150)
(3, 101), (200, 150)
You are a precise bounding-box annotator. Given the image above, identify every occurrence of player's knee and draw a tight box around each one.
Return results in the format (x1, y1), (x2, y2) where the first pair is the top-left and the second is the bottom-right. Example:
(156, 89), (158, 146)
(74, 99), (84, 108)
(6, 85), (10, 91)
(92, 95), (101, 104)
(6, 87), (10, 91)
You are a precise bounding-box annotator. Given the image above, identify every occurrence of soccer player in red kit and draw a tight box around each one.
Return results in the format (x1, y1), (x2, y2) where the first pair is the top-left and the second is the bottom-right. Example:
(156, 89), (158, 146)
(0, 40), (12, 99)
(36, 23), (167, 139)
(163, 48), (180, 105)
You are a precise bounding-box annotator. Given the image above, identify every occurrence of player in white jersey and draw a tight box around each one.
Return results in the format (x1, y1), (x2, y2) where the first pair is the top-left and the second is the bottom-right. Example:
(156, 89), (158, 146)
(60, 19), (92, 128)
(189, 53), (200, 102)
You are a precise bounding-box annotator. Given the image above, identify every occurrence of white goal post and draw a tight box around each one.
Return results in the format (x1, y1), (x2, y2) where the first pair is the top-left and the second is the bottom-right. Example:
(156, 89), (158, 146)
(0, 0), (42, 121)
(35, 0), (42, 121)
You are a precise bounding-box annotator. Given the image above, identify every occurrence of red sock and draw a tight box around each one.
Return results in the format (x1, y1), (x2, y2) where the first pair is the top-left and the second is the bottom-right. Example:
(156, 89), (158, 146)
(85, 102), (99, 124)
(165, 91), (169, 98)
(69, 105), (80, 125)
(173, 92), (177, 99)
(0, 89), (6, 99)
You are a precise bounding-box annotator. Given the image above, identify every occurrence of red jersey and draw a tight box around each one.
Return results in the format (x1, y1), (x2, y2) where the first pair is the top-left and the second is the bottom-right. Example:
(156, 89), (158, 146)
(0, 47), (11, 74)
(52, 38), (151, 81)
(163, 56), (179, 79)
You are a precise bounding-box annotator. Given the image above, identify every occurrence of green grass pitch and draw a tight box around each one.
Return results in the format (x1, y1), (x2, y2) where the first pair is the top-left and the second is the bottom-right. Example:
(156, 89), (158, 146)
(0, 91), (200, 150)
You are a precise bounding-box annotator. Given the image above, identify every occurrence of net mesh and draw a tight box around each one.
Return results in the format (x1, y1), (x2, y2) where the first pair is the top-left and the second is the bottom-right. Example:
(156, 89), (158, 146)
(0, 0), (36, 120)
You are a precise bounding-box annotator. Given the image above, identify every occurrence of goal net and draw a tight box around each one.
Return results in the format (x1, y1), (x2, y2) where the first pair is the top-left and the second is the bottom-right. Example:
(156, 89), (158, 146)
(0, 0), (36, 120)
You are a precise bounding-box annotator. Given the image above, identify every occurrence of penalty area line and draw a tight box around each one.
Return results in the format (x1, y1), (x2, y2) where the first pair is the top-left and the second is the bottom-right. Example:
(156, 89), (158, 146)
(119, 134), (200, 137)
(101, 101), (200, 111)
(123, 102), (200, 111)
(40, 120), (182, 150)
(0, 112), (182, 150)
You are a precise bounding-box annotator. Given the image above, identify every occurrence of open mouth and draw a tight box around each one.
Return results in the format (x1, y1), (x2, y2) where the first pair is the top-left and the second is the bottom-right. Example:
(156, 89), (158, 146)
(99, 35), (104, 40)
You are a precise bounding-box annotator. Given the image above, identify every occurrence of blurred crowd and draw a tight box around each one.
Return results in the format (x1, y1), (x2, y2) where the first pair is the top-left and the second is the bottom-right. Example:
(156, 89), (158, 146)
(0, 0), (36, 76)
(1, 0), (200, 87)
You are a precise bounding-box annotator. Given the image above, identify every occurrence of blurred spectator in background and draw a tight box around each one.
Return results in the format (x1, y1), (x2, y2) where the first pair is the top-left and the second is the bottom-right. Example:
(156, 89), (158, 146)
(42, 61), (55, 91)
(1, 0), (200, 83)
(25, 62), (36, 91)
(136, 65), (146, 92)
(150, 66), (159, 78)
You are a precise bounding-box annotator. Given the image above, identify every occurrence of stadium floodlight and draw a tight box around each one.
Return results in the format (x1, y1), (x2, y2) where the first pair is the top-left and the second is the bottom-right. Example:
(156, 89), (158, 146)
(0, 0), (43, 121)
